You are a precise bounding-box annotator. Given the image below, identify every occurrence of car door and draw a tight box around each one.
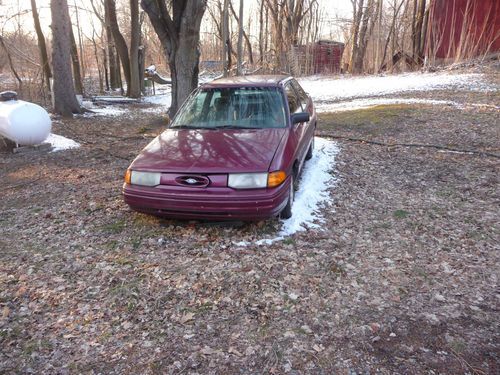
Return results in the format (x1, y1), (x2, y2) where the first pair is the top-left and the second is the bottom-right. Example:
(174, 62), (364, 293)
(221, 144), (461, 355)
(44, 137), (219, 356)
(284, 81), (309, 169)
(290, 79), (315, 151)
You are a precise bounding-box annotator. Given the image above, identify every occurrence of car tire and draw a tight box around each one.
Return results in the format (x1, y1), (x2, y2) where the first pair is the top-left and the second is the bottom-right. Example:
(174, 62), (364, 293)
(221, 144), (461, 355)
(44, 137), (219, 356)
(305, 137), (314, 160)
(280, 177), (294, 219)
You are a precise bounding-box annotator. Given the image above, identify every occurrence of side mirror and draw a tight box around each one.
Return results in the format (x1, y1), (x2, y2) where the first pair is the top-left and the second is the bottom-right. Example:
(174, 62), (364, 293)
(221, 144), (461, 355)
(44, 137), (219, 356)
(291, 112), (310, 124)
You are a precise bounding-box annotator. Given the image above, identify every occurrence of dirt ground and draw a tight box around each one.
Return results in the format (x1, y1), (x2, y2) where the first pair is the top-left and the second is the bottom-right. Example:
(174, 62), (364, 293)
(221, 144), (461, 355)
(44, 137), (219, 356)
(1, 68), (499, 374)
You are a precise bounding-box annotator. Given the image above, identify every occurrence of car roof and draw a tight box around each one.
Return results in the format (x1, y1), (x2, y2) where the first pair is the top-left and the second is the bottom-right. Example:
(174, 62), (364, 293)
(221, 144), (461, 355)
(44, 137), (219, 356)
(202, 75), (291, 88)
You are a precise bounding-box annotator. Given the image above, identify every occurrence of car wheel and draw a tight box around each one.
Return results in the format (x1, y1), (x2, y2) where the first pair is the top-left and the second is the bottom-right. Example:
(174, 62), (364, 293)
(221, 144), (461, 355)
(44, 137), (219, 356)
(280, 177), (294, 219)
(305, 137), (314, 160)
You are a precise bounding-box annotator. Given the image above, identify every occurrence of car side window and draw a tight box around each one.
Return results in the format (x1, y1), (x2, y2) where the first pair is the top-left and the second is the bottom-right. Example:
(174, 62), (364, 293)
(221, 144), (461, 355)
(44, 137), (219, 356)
(284, 83), (302, 114)
(290, 79), (309, 111)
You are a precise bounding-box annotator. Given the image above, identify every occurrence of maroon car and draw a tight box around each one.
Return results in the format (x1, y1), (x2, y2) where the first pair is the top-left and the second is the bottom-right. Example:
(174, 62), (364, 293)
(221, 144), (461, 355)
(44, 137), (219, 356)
(123, 75), (316, 220)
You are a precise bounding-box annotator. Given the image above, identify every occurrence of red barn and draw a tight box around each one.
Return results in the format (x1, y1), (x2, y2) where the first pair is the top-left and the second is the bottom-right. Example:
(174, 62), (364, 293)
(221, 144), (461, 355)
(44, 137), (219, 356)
(426, 0), (500, 61)
(292, 40), (345, 75)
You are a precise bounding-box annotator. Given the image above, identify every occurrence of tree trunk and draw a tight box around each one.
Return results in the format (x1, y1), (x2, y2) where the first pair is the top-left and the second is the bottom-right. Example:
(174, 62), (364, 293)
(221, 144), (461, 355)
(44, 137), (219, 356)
(69, 26), (84, 95)
(230, 0), (254, 66)
(74, 0), (85, 78)
(265, 0), (285, 72)
(353, 0), (374, 73)
(222, 0), (230, 77)
(380, 0), (404, 71)
(349, 0), (364, 73)
(30, 0), (52, 93)
(236, 0), (244, 75)
(414, 0), (426, 64)
(103, 45), (109, 91)
(105, 0), (131, 96)
(50, 0), (81, 116)
(104, 10), (119, 89)
(141, 0), (207, 116)
(129, 0), (141, 98)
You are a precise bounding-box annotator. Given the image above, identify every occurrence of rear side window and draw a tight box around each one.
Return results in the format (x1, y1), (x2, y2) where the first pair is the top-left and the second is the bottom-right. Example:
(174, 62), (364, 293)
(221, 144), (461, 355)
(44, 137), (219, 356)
(290, 80), (309, 110)
(284, 83), (302, 114)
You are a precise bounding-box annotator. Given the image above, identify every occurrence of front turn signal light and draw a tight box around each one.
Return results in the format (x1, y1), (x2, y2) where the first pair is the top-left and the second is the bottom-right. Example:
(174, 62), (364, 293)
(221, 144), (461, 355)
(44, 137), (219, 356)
(124, 169), (131, 184)
(267, 170), (286, 187)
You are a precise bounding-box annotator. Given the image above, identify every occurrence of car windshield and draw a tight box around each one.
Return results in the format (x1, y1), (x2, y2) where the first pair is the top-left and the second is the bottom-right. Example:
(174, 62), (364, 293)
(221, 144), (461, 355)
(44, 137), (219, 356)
(170, 87), (286, 129)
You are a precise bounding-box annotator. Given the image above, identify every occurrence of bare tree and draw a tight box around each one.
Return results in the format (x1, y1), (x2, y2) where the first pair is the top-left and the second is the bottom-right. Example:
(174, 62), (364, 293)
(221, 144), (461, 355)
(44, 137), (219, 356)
(236, 0), (244, 75)
(413, 0), (426, 64)
(30, 0), (52, 93)
(349, 0), (364, 73)
(0, 36), (23, 88)
(353, 0), (377, 73)
(129, 0), (141, 98)
(141, 0), (207, 116)
(104, 0), (132, 96)
(50, 0), (81, 116)
(222, 0), (230, 76)
(379, 0), (405, 71)
(69, 26), (84, 94)
(229, 0), (254, 68)
(89, 0), (120, 90)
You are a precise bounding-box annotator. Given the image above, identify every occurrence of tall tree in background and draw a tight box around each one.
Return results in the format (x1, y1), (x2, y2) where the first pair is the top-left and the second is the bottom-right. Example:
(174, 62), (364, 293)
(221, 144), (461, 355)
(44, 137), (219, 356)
(89, 0), (121, 90)
(353, 0), (377, 73)
(229, 0), (254, 67)
(222, 0), (230, 77)
(104, 0), (132, 96)
(141, 0), (207, 116)
(412, 0), (427, 65)
(349, 0), (364, 73)
(30, 0), (52, 93)
(50, 0), (81, 116)
(236, 0), (244, 75)
(207, 0), (234, 75)
(69, 26), (84, 94)
(379, 0), (404, 71)
(129, 0), (141, 98)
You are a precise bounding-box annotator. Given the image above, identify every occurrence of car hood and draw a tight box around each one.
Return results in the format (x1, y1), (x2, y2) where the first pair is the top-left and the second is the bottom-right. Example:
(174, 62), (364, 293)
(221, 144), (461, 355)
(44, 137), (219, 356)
(130, 128), (287, 173)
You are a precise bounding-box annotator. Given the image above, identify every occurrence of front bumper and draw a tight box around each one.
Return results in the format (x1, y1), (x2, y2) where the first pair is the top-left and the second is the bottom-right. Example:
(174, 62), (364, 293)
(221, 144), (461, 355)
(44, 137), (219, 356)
(122, 177), (291, 220)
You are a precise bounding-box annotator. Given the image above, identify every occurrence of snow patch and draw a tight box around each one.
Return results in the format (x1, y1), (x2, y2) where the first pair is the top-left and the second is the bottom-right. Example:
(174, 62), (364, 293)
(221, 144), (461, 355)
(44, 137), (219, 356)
(299, 72), (497, 107)
(44, 133), (80, 152)
(80, 100), (128, 117)
(235, 137), (340, 247)
(84, 106), (127, 117)
(316, 97), (461, 112)
(143, 93), (172, 107)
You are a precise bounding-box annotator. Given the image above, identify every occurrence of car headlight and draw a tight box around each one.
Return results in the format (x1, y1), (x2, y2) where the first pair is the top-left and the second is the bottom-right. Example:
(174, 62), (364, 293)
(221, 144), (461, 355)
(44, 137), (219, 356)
(128, 170), (161, 186)
(228, 171), (287, 189)
(228, 173), (268, 189)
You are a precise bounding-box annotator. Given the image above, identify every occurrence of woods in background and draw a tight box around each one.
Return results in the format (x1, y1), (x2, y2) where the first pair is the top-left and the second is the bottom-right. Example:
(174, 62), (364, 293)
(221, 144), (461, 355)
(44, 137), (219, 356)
(0, 0), (498, 116)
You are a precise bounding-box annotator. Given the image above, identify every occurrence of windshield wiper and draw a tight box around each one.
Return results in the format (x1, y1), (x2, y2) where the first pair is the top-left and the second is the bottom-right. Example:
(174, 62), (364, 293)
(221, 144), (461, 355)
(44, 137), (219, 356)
(212, 125), (260, 130)
(170, 125), (205, 129)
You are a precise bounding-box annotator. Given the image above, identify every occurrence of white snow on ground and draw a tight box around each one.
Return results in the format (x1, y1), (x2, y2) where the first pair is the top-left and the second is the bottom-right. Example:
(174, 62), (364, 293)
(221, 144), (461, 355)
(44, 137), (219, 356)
(44, 133), (80, 152)
(235, 137), (340, 247)
(318, 97), (500, 112)
(316, 97), (461, 112)
(298, 72), (497, 107)
(143, 94), (171, 106)
(80, 100), (127, 117)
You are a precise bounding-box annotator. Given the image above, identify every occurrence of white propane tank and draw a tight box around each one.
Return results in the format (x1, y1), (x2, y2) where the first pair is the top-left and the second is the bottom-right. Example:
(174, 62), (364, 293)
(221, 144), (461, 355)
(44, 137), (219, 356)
(0, 92), (52, 146)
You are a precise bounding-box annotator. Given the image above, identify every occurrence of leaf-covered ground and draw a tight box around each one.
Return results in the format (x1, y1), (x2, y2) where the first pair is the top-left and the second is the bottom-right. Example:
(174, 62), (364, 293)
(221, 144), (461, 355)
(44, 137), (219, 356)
(1, 67), (499, 374)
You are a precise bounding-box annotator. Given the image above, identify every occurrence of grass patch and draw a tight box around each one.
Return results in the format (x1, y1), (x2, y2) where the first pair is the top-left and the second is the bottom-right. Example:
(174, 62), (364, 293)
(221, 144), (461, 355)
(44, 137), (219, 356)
(102, 220), (126, 234)
(393, 209), (410, 219)
(318, 104), (419, 136)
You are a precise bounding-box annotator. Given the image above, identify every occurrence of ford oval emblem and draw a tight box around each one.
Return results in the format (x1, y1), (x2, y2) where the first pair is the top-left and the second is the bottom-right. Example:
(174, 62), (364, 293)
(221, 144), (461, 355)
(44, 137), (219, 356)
(176, 175), (210, 187)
